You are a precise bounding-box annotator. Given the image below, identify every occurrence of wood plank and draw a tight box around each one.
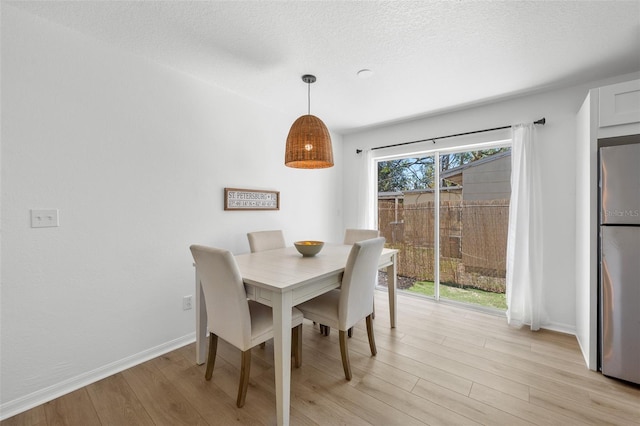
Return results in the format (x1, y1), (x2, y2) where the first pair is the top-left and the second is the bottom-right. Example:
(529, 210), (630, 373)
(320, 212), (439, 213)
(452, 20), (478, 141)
(444, 334), (640, 408)
(354, 373), (481, 425)
(295, 361), (426, 426)
(469, 382), (576, 425)
(529, 386), (638, 426)
(412, 378), (532, 426)
(0, 406), (47, 426)
(373, 330), (530, 400)
(300, 326), (420, 392)
(121, 359), (208, 425)
(151, 348), (268, 426)
(42, 388), (101, 426)
(253, 359), (372, 426)
(85, 373), (154, 426)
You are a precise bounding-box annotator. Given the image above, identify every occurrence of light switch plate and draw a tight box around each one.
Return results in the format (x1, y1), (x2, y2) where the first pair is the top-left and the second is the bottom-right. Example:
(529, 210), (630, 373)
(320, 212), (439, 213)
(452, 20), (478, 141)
(31, 209), (59, 228)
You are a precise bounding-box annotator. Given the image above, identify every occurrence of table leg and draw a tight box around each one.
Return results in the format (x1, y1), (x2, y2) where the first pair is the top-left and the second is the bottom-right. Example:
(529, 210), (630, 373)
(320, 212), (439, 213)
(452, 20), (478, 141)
(195, 268), (207, 365)
(386, 253), (397, 328)
(272, 291), (292, 426)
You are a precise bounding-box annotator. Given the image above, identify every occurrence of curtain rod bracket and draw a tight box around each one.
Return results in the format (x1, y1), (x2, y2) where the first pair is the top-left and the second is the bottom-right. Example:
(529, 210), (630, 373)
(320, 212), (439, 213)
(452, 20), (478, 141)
(534, 117), (546, 125)
(356, 149), (362, 154)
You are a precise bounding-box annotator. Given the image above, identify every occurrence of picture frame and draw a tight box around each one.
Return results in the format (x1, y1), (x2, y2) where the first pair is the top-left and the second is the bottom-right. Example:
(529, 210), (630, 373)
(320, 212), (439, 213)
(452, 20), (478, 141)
(224, 188), (280, 211)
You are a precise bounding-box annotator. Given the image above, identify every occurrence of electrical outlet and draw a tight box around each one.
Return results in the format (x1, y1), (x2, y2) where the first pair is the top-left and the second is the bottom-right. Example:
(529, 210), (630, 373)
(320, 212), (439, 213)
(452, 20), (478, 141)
(183, 295), (193, 311)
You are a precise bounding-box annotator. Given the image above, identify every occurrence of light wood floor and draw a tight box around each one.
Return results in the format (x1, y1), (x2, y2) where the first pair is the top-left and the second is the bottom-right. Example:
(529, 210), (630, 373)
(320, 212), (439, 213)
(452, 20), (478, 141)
(3, 292), (639, 425)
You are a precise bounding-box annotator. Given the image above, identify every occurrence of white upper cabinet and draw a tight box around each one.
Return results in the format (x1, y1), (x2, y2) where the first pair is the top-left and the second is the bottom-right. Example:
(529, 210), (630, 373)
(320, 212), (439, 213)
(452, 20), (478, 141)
(599, 80), (640, 127)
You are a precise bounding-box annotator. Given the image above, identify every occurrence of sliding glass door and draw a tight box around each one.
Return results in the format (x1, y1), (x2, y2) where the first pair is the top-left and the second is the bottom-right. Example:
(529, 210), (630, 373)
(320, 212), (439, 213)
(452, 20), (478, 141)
(377, 145), (510, 311)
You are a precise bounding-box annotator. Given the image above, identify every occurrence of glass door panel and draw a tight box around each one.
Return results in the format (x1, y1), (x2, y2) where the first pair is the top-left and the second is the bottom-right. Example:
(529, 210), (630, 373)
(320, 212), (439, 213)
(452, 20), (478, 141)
(438, 149), (509, 310)
(377, 156), (436, 297)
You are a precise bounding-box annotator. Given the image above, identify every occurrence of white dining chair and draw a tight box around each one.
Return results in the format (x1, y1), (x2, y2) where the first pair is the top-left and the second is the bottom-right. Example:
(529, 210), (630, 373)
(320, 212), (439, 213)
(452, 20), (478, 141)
(296, 237), (386, 380)
(343, 228), (380, 245)
(190, 244), (303, 407)
(247, 230), (286, 253)
(333, 228), (382, 333)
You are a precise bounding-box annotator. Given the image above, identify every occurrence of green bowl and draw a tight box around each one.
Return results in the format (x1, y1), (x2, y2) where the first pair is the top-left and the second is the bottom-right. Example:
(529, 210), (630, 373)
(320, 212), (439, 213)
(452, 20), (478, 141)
(294, 241), (324, 257)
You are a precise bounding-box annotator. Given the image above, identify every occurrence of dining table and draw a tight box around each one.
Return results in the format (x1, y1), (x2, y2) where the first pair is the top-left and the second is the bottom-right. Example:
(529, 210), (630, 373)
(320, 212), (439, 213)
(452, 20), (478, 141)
(194, 242), (398, 426)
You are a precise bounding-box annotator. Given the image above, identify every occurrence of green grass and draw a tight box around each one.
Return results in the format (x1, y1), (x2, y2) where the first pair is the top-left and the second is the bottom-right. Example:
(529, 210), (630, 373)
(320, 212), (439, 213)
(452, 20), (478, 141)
(405, 280), (507, 310)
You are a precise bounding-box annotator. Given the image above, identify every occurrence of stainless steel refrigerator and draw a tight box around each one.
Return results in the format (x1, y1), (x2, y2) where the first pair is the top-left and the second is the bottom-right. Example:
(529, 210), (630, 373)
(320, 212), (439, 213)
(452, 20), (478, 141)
(599, 141), (640, 385)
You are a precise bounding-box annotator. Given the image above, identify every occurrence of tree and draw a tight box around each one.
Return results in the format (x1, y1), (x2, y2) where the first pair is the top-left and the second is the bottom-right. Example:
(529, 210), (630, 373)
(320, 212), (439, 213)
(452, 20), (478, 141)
(440, 147), (509, 171)
(378, 147), (510, 192)
(378, 157), (435, 192)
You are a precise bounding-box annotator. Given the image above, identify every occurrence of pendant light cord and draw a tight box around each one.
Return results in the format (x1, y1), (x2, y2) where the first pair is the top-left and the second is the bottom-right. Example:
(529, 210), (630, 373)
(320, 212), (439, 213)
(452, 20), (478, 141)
(307, 81), (311, 115)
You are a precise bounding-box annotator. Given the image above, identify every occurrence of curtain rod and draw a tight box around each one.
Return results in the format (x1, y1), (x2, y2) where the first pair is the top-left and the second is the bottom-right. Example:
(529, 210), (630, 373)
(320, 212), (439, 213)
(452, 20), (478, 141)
(356, 117), (546, 154)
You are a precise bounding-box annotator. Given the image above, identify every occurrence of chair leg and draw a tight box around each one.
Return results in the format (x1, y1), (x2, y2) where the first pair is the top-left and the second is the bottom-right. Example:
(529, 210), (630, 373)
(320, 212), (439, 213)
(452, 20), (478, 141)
(339, 330), (352, 381)
(237, 350), (252, 408)
(320, 324), (330, 336)
(366, 314), (377, 356)
(292, 325), (302, 368)
(347, 327), (353, 338)
(205, 333), (218, 381)
(290, 329), (295, 358)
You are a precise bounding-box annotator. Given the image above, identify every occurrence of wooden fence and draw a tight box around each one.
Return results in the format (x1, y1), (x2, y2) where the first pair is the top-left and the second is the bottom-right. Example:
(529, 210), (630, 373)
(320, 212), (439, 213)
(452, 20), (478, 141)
(378, 199), (509, 292)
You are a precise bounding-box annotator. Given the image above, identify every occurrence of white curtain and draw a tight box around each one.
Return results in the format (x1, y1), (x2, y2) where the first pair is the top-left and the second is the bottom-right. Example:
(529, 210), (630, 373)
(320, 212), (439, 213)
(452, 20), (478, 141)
(356, 149), (375, 229)
(506, 123), (546, 330)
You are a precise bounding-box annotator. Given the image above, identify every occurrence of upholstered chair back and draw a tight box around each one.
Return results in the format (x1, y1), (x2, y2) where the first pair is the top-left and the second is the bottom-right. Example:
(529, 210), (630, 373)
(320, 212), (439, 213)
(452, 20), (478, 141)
(190, 245), (252, 350)
(338, 237), (386, 330)
(343, 228), (380, 245)
(247, 230), (286, 253)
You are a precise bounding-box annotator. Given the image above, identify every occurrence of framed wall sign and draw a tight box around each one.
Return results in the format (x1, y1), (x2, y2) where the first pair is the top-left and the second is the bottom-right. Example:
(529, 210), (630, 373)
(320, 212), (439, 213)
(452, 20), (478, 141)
(224, 188), (280, 211)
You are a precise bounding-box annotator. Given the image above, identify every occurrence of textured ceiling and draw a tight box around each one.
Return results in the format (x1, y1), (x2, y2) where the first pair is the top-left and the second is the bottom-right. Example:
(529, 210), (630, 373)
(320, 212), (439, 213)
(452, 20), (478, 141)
(7, 1), (640, 133)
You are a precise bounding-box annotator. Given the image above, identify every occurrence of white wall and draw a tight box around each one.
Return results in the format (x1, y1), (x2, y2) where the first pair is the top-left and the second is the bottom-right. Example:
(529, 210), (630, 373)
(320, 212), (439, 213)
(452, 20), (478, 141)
(0, 5), (343, 417)
(342, 71), (640, 334)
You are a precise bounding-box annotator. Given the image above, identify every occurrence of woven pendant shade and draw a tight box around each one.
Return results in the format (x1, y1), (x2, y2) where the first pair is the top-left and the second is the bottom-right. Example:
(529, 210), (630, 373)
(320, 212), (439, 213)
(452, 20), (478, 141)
(285, 114), (334, 169)
(285, 74), (334, 169)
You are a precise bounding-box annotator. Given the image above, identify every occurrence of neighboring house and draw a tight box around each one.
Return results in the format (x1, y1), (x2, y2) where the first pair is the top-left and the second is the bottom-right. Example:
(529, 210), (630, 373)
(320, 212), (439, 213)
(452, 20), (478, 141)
(440, 151), (512, 202)
(379, 151), (511, 210)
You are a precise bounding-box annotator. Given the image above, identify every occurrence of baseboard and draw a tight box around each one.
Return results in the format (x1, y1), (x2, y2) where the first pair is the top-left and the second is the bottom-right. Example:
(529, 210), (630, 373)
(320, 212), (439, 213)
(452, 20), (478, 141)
(541, 321), (576, 336)
(576, 331), (593, 369)
(0, 333), (195, 421)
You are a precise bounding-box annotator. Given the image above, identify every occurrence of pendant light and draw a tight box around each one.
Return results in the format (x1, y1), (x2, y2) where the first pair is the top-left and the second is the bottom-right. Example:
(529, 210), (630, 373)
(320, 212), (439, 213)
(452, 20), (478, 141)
(285, 74), (334, 169)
